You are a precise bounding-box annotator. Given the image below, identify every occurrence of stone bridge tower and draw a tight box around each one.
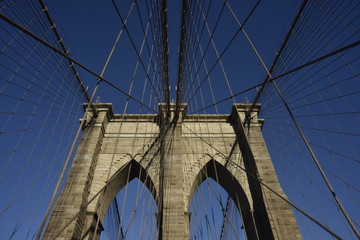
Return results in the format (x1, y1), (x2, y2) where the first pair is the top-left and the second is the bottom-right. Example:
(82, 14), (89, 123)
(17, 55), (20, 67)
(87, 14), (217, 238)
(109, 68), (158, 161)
(43, 103), (301, 239)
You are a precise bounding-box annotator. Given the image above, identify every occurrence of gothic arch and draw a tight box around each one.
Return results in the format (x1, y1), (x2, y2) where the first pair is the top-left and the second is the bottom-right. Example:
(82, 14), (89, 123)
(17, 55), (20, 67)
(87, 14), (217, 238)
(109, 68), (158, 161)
(95, 160), (158, 221)
(188, 158), (258, 240)
(82, 159), (158, 239)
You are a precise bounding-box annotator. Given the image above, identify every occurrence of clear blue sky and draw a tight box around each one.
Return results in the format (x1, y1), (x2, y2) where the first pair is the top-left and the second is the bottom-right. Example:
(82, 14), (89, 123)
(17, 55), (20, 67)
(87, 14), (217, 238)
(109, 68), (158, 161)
(0, 0), (359, 239)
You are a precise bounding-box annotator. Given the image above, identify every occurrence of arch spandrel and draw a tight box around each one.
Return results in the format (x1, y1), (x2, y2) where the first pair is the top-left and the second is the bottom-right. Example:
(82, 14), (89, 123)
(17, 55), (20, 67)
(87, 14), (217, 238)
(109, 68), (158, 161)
(87, 110), (162, 215)
(181, 117), (246, 209)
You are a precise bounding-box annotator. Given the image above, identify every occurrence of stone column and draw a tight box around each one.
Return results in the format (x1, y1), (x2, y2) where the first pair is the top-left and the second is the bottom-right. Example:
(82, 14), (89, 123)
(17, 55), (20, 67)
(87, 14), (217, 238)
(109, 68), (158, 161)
(158, 103), (189, 239)
(231, 103), (302, 240)
(43, 104), (113, 239)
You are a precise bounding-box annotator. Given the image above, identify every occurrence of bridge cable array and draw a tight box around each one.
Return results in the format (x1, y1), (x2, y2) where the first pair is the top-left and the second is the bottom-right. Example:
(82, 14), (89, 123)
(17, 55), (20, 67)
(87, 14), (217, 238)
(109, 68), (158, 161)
(0, 0), (359, 239)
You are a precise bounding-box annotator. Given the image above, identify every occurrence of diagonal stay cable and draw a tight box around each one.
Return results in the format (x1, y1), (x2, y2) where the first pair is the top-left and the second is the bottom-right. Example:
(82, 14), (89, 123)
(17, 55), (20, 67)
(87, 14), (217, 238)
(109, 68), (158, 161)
(50, 116), (176, 239)
(160, 0), (170, 111)
(111, 0), (162, 102)
(266, 122), (360, 194)
(144, 0), (165, 102)
(225, 1), (359, 234)
(271, 106), (360, 225)
(175, 0), (187, 117)
(37, 0), (90, 102)
(180, 0), (219, 99)
(135, 0), (165, 106)
(185, 0), (262, 105)
(190, 82), (264, 114)
(262, 119), (360, 164)
(102, 79), (156, 113)
(197, 0), (238, 104)
(245, 0), (309, 124)
(43, 112), (171, 239)
(271, 80), (360, 238)
(267, 89), (360, 115)
(0, 12), (156, 113)
(92, 4), (161, 230)
(260, 57), (360, 114)
(0, 13), (100, 83)
(266, 111), (360, 119)
(265, 120), (360, 137)
(182, 0), (227, 103)
(34, 3), (155, 238)
(182, 124), (343, 240)
(270, 40), (360, 83)
(260, 42), (360, 109)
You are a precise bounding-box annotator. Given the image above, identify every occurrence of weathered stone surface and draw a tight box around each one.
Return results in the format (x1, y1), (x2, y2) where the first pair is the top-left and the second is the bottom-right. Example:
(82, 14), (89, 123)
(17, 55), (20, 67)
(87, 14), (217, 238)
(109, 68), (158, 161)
(44, 103), (301, 240)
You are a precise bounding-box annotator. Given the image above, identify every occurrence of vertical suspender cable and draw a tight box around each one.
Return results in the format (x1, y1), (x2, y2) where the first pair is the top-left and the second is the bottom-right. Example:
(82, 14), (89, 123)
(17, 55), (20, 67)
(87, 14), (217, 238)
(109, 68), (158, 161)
(175, 0), (187, 119)
(0, 13), (154, 111)
(37, 0), (90, 102)
(35, 80), (102, 240)
(161, 0), (171, 118)
(245, 0), (309, 125)
(270, 80), (360, 238)
(35, 0), (136, 237)
(225, 0), (359, 236)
